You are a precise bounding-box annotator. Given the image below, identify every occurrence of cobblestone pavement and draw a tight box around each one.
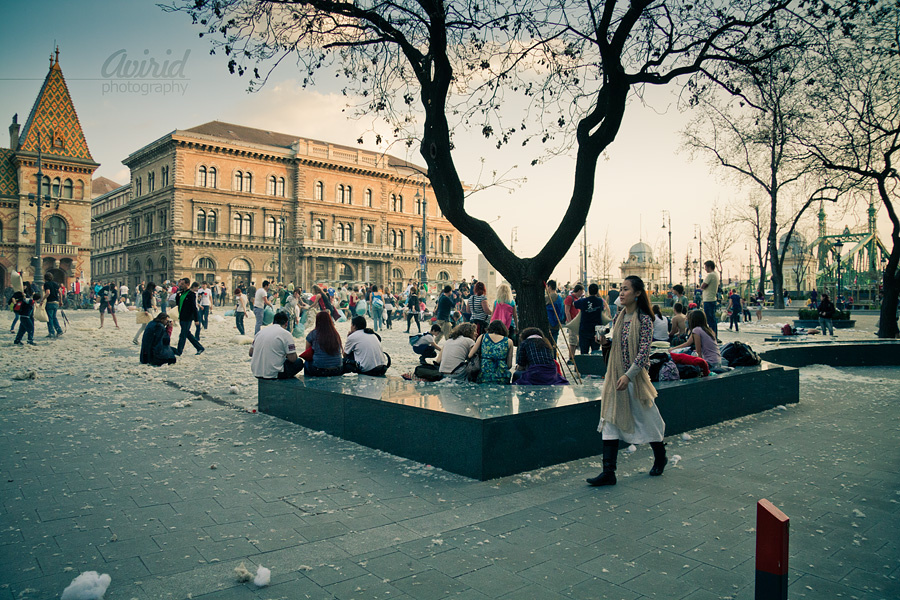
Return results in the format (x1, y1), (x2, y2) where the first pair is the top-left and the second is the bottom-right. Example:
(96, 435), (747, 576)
(1, 310), (898, 599)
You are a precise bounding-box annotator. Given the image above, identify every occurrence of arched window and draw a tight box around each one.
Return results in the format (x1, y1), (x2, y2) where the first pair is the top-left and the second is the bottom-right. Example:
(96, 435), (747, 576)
(346, 186), (352, 205)
(44, 216), (67, 244)
(338, 263), (354, 281)
(52, 177), (61, 197)
(266, 216), (284, 239)
(315, 181), (324, 201)
(277, 177), (285, 197)
(234, 171), (243, 192)
(62, 178), (73, 199)
(337, 222), (345, 241)
(345, 223), (353, 242)
(364, 225), (374, 244)
(267, 176), (276, 196)
(392, 268), (403, 280)
(208, 167), (217, 188)
(415, 197), (422, 215)
(242, 213), (252, 235)
(398, 230), (405, 249)
(198, 166), (207, 187)
(398, 195), (404, 213)
(245, 172), (252, 193)
(197, 257), (216, 271)
(438, 271), (450, 281)
(41, 176), (50, 196)
(365, 188), (372, 207)
(390, 194), (397, 212)
(207, 210), (217, 232)
(389, 230), (397, 248)
(135, 177), (142, 196)
(232, 214), (242, 235)
(314, 219), (324, 240)
(197, 209), (206, 231)
(161, 166), (169, 187)
(147, 172), (155, 192)
(338, 184), (346, 204)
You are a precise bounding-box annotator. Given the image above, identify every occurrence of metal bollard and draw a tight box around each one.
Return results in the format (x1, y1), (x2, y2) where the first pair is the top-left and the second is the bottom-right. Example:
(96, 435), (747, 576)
(756, 498), (789, 599)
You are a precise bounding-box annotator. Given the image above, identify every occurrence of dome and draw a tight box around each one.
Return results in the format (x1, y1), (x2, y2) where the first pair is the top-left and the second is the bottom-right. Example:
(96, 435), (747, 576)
(778, 232), (806, 255)
(628, 241), (654, 263)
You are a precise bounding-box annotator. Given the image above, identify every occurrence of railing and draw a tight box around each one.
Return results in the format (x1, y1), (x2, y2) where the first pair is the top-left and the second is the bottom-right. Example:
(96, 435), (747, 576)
(43, 244), (78, 256)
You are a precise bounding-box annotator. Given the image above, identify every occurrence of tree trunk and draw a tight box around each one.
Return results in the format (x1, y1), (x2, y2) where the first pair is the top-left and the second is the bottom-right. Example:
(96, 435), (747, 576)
(512, 274), (551, 338)
(877, 248), (900, 339)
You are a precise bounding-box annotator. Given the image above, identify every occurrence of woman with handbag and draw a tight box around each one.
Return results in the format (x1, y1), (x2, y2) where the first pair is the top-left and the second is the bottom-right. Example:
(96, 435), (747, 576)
(587, 275), (666, 487)
(468, 320), (514, 384)
(133, 282), (158, 345)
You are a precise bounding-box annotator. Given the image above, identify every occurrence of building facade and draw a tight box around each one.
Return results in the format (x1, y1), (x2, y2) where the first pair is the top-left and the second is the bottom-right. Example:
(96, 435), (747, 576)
(0, 52), (98, 290)
(93, 121), (462, 293)
(619, 241), (662, 292)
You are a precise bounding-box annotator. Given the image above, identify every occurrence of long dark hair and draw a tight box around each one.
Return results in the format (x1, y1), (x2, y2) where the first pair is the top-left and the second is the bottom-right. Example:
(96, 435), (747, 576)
(625, 276), (653, 317)
(688, 309), (716, 339)
(314, 311), (342, 354)
(652, 304), (664, 320)
(519, 327), (551, 348)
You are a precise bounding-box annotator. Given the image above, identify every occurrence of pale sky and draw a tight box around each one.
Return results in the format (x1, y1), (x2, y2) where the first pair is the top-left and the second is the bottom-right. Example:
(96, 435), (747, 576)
(1, 0), (890, 287)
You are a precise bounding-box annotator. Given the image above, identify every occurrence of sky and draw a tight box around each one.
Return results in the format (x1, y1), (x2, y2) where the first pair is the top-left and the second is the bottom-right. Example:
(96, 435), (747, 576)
(0, 0), (890, 288)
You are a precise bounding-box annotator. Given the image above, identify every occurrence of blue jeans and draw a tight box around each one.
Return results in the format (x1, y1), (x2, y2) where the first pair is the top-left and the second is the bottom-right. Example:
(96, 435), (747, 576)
(819, 317), (834, 336)
(45, 302), (63, 336)
(199, 305), (209, 329)
(15, 316), (34, 343)
(372, 307), (383, 331)
(253, 307), (265, 335)
(235, 312), (245, 335)
(703, 301), (718, 337)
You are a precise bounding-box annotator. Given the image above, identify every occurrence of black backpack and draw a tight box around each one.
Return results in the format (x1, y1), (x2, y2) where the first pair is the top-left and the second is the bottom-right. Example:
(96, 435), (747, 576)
(676, 364), (703, 379)
(721, 341), (761, 366)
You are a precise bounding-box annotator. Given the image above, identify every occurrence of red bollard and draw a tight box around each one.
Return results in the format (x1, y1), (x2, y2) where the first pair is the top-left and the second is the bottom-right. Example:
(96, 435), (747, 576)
(756, 499), (789, 599)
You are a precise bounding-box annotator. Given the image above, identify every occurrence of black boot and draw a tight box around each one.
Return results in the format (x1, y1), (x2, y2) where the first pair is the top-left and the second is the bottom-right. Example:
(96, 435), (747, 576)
(587, 439), (619, 486)
(649, 441), (667, 476)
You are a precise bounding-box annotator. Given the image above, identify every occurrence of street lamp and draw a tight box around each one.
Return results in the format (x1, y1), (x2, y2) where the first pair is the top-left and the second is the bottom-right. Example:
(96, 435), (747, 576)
(26, 131), (53, 291)
(661, 211), (672, 288)
(693, 224), (703, 284)
(415, 180), (427, 292)
(692, 259), (699, 297)
(834, 240), (844, 307)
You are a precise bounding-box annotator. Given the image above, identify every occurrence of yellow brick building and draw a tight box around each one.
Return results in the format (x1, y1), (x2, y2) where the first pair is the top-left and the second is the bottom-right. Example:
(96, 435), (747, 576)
(92, 121), (462, 292)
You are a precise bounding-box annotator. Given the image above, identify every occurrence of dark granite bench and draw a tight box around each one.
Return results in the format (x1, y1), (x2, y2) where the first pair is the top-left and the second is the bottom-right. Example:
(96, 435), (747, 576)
(258, 361), (799, 480)
(759, 340), (900, 368)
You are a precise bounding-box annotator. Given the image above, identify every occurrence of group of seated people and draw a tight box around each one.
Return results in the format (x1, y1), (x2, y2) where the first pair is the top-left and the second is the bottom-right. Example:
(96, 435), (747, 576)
(249, 311), (389, 380)
(413, 320), (568, 385)
(653, 304), (722, 369)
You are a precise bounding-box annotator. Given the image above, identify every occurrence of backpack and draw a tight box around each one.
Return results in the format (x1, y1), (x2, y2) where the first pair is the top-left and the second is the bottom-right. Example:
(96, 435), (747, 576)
(493, 302), (514, 327)
(676, 364), (703, 379)
(720, 341), (761, 367)
(649, 351), (681, 382)
(658, 361), (680, 381)
(408, 333), (425, 346)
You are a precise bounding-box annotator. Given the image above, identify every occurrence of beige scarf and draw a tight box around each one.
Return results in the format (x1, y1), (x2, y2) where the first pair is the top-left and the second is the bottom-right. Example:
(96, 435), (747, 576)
(600, 309), (658, 433)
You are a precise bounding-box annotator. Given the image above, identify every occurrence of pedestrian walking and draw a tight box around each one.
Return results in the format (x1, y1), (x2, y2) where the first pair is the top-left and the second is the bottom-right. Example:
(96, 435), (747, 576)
(253, 281), (273, 336)
(175, 279), (205, 356)
(197, 282), (212, 337)
(42, 280), (63, 338)
(133, 282), (158, 345)
(12, 291), (37, 346)
(98, 282), (120, 329)
(818, 293), (836, 336)
(587, 275), (666, 487)
(234, 288), (248, 335)
(728, 289), (742, 332)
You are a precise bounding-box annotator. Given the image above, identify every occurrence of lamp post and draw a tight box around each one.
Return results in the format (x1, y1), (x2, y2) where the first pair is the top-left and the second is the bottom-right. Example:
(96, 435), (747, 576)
(834, 240), (844, 308)
(26, 132), (53, 291)
(661, 211), (672, 288)
(692, 259), (699, 297)
(415, 182), (427, 292)
(693, 224), (703, 285)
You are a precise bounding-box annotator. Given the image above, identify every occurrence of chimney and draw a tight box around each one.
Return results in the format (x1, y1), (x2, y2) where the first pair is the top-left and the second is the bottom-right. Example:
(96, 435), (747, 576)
(9, 113), (19, 149)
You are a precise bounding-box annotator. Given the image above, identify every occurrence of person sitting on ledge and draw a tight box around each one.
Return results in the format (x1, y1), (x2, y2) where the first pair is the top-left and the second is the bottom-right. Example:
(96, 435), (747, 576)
(303, 311), (344, 377)
(670, 309), (721, 369)
(249, 311), (302, 380)
(344, 316), (390, 377)
(512, 327), (568, 385)
(412, 323), (444, 364)
(435, 322), (477, 381)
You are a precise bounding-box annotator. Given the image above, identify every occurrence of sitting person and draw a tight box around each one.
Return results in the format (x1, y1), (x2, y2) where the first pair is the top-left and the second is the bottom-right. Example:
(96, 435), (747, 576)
(139, 312), (177, 367)
(513, 327), (568, 385)
(304, 311), (344, 377)
(669, 302), (688, 342)
(671, 309), (721, 368)
(651, 305), (669, 342)
(468, 319), (514, 384)
(436, 322), (478, 381)
(249, 311), (303, 379)
(412, 323), (444, 364)
(344, 316), (390, 376)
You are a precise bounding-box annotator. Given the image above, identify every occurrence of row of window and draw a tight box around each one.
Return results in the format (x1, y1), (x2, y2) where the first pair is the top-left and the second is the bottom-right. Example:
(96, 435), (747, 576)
(130, 209), (168, 238)
(135, 166), (170, 197)
(195, 165), (287, 197)
(0, 216), (67, 244)
(92, 222), (128, 250)
(92, 256), (127, 277)
(37, 176), (85, 200)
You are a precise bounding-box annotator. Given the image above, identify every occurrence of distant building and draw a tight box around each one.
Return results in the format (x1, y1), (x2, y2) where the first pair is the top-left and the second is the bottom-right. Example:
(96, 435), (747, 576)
(0, 51), (98, 289)
(91, 120), (463, 292)
(619, 241), (662, 291)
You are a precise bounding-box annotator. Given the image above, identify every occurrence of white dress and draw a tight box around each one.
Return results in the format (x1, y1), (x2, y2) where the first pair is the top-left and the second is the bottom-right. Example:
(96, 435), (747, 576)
(599, 382), (666, 444)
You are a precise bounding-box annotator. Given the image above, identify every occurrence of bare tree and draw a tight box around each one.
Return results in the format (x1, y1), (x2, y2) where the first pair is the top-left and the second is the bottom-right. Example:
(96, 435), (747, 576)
(801, 2), (900, 338)
(734, 197), (770, 295)
(172, 0), (810, 331)
(590, 232), (615, 291)
(705, 201), (734, 285)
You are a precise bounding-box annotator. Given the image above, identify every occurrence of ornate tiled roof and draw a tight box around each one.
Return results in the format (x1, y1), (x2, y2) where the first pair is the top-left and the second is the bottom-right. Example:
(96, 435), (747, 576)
(0, 148), (18, 197)
(17, 56), (94, 162)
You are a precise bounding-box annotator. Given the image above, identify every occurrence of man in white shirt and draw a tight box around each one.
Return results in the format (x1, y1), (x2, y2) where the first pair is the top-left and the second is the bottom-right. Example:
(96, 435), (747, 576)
(249, 312), (302, 379)
(119, 283), (129, 304)
(253, 280), (273, 336)
(344, 316), (389, 376)
(197, 282), (213, 338)
(700, 260), (720, 338)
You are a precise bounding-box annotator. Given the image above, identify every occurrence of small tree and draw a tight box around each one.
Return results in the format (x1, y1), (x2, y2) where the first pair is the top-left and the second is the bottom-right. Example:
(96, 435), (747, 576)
(705, 201), (734, 285)
(174, 0), (811, 331)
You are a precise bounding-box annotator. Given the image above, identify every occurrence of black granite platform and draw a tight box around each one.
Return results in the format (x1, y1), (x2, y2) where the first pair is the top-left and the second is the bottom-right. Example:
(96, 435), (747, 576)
(258, 361), (799, 480)
(759, 340), (900, 368)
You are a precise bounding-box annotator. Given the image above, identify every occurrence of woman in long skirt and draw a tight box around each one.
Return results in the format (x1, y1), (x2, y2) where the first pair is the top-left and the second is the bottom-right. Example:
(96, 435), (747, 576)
(587, 275), (667, 486)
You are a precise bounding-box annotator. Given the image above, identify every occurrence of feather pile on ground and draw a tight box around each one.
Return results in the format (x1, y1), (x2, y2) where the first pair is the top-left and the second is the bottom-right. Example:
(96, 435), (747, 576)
(61, 571), (111, 600)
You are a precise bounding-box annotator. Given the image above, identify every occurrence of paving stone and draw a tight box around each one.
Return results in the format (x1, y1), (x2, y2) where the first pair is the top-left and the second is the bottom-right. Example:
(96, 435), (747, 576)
(359, 551), (429, 581)
(561, 576), (643, 600)
(391, 568), (470, 599)
(325, 572), (406, 600)
(455, 564), (530, 597)
(418, 547), (492, 578)
(576, 553), (648, 586)
(517, 559), (592, 591)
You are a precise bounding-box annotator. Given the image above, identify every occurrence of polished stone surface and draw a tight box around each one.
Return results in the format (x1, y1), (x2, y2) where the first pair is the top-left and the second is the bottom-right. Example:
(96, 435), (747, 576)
(760, 339), (900, 368)
(259, 362), (799, 480)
